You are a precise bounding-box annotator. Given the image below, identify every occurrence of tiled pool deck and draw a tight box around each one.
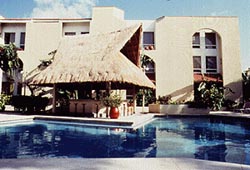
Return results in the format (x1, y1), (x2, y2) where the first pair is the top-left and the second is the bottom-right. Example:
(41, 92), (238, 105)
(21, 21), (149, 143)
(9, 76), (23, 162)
(0, 111), (250, 170)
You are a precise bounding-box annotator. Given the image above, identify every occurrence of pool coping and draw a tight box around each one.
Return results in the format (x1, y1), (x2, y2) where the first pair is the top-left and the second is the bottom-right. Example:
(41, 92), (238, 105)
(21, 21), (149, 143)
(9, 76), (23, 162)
(0, 111), (249, 130)
(0, 113), (155, 129)
(0, 111), (249, 129)
(0, 158), (249, 170)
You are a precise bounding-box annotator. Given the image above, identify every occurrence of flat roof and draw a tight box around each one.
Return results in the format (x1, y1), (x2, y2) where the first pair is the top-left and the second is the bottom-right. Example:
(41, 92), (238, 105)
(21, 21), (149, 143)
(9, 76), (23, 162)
(0, 18), (91, 24)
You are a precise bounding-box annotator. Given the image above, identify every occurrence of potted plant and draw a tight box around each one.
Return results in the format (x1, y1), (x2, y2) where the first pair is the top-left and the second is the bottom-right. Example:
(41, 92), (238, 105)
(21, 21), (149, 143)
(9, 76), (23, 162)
(102, 94), (122, 119)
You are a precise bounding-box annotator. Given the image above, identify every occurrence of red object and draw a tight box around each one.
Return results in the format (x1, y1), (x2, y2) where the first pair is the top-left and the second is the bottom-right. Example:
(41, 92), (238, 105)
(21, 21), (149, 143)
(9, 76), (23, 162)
(194, 74), (222, 82)
(110, 107), (119, 119)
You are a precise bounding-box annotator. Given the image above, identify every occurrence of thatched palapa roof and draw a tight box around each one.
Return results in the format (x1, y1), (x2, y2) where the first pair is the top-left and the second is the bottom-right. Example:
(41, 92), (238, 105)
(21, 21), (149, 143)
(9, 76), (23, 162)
(29, 24), (155, 89)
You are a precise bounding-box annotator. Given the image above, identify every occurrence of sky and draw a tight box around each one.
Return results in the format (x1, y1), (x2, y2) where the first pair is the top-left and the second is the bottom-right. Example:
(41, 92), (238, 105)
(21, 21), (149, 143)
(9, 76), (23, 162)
(0, 0), (249, 70)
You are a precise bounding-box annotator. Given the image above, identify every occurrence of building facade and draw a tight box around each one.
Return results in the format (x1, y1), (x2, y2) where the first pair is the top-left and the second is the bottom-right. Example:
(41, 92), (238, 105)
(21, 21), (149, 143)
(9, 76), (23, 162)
(0, 6), (242, 101)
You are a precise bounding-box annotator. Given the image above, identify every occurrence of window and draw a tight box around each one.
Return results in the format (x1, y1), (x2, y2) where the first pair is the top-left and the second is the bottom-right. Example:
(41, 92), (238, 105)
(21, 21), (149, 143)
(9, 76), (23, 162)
(193, 56), (201, 73)
(206, 56), (217, 73)
(64, 32), (76, 36)
(143, 32), (155, 50)
(192, 30), (221, 75)
(205, 33), (216, 49)
(20, 32), (25, 50)
(4, 32), (15, 44)
(192, 32), (200, 48)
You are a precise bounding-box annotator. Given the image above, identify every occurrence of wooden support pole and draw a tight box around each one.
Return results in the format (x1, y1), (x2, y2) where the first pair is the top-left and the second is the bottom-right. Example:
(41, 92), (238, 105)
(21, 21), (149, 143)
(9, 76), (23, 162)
(0, 69), (2, 95)
(142, 88), (145, 113)
(52, 84), (57, 113)
(106, 82), (111, 96)
(132, 86), (137, 114)
(105, 82), (112, 118)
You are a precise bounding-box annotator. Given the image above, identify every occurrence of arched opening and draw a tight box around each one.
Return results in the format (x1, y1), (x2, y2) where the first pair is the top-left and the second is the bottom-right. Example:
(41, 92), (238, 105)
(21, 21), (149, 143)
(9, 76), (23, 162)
(192, 29), (223, 101)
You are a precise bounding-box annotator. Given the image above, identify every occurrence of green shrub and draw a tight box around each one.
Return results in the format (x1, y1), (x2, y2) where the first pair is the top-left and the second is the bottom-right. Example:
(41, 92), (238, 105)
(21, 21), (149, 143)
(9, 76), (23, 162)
(197, 81), (224, 111)
(11, 95), (49, 112)
(0, 94), (10, 111)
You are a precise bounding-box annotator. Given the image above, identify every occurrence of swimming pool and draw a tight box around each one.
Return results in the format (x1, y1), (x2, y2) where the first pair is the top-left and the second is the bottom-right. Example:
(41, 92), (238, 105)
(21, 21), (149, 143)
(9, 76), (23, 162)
(0, 116), (250, 165)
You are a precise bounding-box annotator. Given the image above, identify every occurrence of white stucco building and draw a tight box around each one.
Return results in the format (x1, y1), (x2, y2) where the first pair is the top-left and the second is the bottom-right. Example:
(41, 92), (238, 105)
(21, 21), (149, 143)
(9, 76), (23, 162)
(0, 6), (242, 101)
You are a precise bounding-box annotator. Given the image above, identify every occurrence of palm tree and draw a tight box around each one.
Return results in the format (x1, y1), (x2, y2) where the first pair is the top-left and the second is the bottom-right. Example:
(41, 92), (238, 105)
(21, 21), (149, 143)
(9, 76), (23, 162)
(0, 43), (23, 79)
(137, 53), (156, 107)
(0, 43), (23, 95)
(141, 53), (154, 71)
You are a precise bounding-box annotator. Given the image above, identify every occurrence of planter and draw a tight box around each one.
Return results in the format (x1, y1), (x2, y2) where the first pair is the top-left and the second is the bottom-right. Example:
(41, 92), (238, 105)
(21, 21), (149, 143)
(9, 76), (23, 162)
(148, 104), (160, 113)
(110, 107), (119, 119)
(149, 104), (210, 115)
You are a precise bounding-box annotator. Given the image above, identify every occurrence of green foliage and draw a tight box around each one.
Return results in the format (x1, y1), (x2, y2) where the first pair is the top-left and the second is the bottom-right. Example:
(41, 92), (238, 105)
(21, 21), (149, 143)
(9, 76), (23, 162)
(102, 94), (122, 107)
(156, 95), (184, 105)
(197, 81), (224, 111)
(242, 71), (250, 85)
(0, 94), (10, 111)
(138, 53), (156, 106)
(223, 99), (238, 110)
(242, 70), (250, 101)
(38, 50), (56, 69)
(56, 88), (71, 112)
(141, 54), (153, 69)
(11, 95), (49, 112)
(157, 95), (172, 104)
(0, 43), (23, 79)
(136, 89), (155, 106)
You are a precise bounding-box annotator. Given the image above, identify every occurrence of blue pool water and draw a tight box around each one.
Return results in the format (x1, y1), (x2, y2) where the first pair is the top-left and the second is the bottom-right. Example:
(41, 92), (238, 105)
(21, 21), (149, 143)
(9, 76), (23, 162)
(0, 116), (250, 165)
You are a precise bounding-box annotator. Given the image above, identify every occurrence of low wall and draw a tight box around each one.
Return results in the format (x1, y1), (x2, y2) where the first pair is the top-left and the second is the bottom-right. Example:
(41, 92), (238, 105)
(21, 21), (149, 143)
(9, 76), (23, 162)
(148, 104), (210, 115)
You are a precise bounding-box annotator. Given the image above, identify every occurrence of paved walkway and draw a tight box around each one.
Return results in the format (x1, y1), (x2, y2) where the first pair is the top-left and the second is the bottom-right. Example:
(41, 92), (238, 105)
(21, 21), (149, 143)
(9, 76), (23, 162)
(0, 113), (34, 123)
(0, 158), (249, 170)
(210, 110), (250, 118)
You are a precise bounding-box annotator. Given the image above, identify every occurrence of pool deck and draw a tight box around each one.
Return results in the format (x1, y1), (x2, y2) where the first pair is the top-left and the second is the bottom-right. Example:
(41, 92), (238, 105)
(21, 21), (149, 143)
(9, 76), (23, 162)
(0, 112), (155, 129)
(0, 111), (250, 169)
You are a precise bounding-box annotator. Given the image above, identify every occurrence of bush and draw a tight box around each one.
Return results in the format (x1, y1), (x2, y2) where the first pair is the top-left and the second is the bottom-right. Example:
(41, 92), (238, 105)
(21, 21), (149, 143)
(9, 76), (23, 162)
(197, 81), (224, 111)
(157, 95), (171, 104)
(223, 99), (237, 110)
(136, 89), (156, 106)
(11, 95), (49, 113)
(0, 94), (10, 111)
(185, 101), (207, 108)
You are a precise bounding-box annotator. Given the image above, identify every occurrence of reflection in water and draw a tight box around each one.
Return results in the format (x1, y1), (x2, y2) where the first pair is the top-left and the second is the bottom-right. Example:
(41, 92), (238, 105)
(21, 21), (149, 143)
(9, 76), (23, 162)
(153, 117), (250, 165)
(0, 122), (156, 158)
(0, 117), (250, 165)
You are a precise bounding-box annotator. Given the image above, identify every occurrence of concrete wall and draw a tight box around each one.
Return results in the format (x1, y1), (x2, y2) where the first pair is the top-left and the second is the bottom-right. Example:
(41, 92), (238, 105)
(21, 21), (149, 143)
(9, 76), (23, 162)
(90, 6), (126, 34)
(148, 104), (210, 115)
(22, 21), (62, 72)
(62, 22), (90, 36)
(0, 20), (91, 73)
(154, 16), (242, 101)
(0, 23), (26, 48)
(0, 8), (243, 102)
